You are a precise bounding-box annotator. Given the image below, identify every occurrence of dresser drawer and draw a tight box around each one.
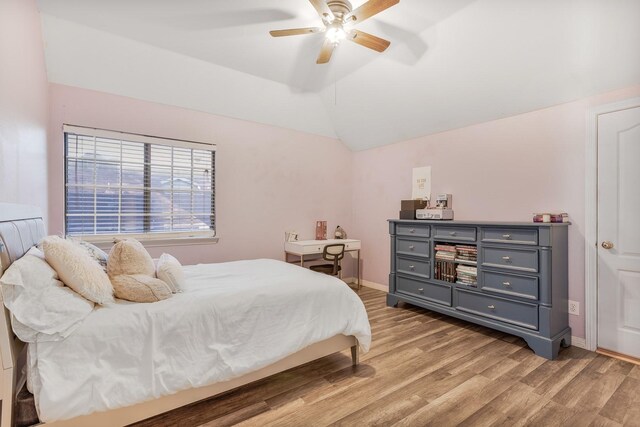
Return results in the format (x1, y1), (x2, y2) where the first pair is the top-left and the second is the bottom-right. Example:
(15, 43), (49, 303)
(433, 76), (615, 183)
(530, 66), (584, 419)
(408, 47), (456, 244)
(480, 270), (539, 301)
(396, 238), (430, 258)
(481, 247), (538, 273)
(433, 226), (476, 242)
(396, 257), (430, 279)
(456, 289), (538, 330)
(397, 275), (451, 306)
(481, 228), (538, 246)
(396, 223), (430, 238)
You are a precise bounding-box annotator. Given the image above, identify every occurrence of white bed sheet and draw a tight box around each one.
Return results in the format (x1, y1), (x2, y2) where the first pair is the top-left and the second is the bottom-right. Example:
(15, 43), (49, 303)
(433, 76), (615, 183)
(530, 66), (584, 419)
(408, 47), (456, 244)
(29, 259), (371, 422)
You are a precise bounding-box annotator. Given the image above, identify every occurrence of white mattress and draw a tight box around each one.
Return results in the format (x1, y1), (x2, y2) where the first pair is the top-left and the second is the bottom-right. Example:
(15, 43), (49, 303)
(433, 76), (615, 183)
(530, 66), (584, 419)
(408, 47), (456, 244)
(28, 259), (371, 422)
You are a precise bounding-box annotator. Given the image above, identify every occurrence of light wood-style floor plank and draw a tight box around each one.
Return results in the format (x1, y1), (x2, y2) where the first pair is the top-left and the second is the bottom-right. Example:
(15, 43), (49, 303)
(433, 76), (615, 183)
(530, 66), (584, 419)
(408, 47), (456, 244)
(132, 288), (639, 427)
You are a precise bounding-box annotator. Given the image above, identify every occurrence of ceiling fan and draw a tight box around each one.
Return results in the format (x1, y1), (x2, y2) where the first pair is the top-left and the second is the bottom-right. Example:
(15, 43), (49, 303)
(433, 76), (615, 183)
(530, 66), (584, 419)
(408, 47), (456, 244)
(270, 0), (400, 64)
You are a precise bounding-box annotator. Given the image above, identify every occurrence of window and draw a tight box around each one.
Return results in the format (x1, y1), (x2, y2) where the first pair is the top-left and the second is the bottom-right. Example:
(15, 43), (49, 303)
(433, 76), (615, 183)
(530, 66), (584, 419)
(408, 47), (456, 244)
(64, 125), (216, 240)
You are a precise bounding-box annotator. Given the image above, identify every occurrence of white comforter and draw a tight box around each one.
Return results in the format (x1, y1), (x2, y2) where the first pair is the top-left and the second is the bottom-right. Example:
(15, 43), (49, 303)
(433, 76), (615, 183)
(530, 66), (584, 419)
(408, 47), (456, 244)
(28, 259), (371, 422)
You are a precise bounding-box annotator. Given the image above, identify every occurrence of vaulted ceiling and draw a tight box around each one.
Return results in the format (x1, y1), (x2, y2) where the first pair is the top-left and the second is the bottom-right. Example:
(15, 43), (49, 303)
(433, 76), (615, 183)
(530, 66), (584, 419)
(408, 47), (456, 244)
(37, 0), (640, 150)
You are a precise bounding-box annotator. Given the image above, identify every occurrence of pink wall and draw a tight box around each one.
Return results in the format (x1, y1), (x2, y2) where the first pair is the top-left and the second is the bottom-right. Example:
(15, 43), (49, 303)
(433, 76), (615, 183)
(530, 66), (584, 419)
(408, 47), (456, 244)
(48, 84), (354, 269)
(351, 86), (640, 339)
(46, 75), (640, 339)
(0, 0), (49, 220)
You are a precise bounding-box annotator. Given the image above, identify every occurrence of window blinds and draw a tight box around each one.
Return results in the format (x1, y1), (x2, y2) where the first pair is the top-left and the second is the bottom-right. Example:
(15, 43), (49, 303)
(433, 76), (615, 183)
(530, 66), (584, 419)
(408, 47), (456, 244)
(64, 125), (216, 238)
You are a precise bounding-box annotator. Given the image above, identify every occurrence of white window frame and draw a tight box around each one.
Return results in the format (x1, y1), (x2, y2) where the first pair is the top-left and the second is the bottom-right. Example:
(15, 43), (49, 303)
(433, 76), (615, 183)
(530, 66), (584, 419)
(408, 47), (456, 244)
(63, 124), (218, 245)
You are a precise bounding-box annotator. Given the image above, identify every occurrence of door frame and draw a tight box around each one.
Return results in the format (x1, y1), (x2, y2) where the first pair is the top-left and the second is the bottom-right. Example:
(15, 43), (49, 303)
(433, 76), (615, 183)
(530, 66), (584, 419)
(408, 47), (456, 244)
(585, 97), (640, 351)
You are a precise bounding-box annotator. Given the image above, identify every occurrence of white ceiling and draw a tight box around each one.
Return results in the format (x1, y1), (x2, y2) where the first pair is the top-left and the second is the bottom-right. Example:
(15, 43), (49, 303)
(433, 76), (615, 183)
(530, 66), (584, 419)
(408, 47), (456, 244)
(37, 0), (640, 150)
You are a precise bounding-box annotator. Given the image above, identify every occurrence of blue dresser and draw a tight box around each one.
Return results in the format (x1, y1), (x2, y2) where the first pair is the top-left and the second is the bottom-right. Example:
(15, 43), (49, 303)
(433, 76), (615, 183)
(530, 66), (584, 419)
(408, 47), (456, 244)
(388, 220), (571, 359)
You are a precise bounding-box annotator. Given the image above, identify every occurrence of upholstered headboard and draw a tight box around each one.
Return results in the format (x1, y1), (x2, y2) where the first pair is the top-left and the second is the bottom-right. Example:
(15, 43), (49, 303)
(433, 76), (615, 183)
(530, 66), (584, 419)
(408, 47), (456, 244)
(0, 204), (46, 276)
(0, 203), (46, 426)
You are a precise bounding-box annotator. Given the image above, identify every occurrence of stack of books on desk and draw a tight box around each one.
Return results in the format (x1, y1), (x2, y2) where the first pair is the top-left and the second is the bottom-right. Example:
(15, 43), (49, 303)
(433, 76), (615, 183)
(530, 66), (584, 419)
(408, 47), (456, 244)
(456, 264), (478, 287)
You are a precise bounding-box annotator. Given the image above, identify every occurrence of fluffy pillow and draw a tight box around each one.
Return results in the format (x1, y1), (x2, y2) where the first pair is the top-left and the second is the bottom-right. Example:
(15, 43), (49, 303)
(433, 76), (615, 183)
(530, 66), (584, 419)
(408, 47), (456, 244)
(110, 275), (172, 303)
(68, 238), (108, 272)
(0, 247), (94, 342)
(156, 253), (185, 293)
(41, 236), (115, 305)
(107, 239), (155, 277)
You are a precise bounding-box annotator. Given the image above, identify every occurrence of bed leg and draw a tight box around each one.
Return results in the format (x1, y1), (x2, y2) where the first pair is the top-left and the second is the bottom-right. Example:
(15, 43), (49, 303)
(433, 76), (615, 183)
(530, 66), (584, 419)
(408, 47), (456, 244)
(350, 345), (359, 366)
(1, 369), (14, 427)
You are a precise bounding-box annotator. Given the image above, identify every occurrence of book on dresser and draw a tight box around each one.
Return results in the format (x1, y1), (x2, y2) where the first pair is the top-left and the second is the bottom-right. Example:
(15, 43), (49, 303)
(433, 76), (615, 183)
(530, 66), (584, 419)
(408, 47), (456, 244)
(387, 219), (571, 360)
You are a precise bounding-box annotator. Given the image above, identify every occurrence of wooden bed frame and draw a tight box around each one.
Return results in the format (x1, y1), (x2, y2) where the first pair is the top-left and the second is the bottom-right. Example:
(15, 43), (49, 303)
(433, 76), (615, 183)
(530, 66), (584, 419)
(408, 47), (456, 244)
(0, 203), (359, 427)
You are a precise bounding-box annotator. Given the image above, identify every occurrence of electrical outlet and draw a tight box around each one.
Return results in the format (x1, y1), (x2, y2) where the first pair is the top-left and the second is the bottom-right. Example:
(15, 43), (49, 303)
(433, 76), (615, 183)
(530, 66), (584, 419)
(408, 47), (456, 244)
(568, 300), (580, 316)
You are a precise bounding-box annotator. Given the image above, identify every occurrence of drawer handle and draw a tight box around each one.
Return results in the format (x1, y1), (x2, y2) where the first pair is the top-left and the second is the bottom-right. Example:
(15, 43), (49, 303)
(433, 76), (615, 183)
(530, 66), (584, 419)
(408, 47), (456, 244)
(503, 281), (512, 287)
(409, 265), (415, 271)
(418, 288), (424, 293)
(409, 228), (415, 233)
(488, 305), (496, 310)
(409, 245), (415, 250)
(502, 234), (511, 239)
(450, 231), (457, 236)
(502, 256), (511, 262)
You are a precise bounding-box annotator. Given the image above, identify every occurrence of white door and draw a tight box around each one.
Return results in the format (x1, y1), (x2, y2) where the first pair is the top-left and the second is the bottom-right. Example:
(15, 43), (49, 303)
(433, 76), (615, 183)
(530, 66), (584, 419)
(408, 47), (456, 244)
(597, 106), (640, 358)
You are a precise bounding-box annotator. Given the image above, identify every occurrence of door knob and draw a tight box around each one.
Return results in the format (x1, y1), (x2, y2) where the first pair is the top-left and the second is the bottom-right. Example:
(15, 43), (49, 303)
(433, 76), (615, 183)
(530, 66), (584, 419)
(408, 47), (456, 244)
(601, 241), (614, 250)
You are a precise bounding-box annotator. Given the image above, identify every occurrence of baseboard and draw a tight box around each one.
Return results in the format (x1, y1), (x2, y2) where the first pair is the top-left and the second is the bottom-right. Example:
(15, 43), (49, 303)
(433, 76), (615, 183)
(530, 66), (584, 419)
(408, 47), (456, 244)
(342, 278), (389, 292)
(361, 279), (389, 292)
(571, 336), (587, 349)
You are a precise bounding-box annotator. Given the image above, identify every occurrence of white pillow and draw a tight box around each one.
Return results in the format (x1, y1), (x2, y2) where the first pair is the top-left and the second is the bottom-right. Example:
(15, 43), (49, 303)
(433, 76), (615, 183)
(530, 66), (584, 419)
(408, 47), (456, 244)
(0, 247), (95, 342)
(156, 253), (185, 293)
(67, 238), (108, 272)
(42, 236), (115, 305)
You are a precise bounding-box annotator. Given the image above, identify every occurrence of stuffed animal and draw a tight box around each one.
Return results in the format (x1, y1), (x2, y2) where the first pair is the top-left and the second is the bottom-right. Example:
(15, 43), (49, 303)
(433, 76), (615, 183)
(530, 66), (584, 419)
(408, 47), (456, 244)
(334, 225), (347, 239)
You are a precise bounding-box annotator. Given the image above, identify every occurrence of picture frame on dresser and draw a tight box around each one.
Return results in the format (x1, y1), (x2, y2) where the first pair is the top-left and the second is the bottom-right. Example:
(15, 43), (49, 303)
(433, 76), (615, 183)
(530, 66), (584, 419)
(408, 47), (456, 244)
(387, 220), (571, 360)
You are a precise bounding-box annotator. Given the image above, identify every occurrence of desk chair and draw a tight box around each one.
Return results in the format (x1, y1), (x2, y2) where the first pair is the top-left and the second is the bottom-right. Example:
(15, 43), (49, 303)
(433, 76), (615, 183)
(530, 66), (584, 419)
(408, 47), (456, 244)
(309, 244), (345, 277)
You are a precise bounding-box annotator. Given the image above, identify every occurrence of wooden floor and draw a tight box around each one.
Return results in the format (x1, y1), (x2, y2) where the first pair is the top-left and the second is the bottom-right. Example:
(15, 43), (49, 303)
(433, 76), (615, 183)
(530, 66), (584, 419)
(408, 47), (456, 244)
(133, 287), (640, 427)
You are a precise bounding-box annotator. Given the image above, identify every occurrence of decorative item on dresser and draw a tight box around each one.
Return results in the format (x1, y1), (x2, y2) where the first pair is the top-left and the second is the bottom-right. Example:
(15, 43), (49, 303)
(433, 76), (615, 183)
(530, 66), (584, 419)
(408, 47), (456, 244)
(387, 220), (571, 360)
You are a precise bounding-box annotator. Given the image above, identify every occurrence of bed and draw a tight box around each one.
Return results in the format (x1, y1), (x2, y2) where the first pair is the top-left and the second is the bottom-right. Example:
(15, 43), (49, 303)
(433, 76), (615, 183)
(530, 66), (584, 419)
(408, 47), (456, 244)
(0, 203), (371, 426)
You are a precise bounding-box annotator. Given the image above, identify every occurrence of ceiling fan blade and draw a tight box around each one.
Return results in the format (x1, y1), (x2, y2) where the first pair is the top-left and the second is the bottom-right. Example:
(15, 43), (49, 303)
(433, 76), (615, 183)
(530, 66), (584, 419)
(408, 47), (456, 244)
(349, 30), (391, 52)
(309, 0), (335, 22)
(316, 39), (336, 64)
(346, 0), (399, 24)
(270, 27), (324, 37)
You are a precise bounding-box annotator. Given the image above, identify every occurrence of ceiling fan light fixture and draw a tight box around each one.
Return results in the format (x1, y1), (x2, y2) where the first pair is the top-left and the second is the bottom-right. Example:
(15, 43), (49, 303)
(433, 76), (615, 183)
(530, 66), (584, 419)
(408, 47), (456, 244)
(325, 25), (347, 44)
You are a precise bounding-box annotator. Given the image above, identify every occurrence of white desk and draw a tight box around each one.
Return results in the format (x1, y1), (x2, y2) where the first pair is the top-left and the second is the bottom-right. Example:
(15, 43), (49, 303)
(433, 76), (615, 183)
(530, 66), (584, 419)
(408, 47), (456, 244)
(284, 239), (361, 289)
